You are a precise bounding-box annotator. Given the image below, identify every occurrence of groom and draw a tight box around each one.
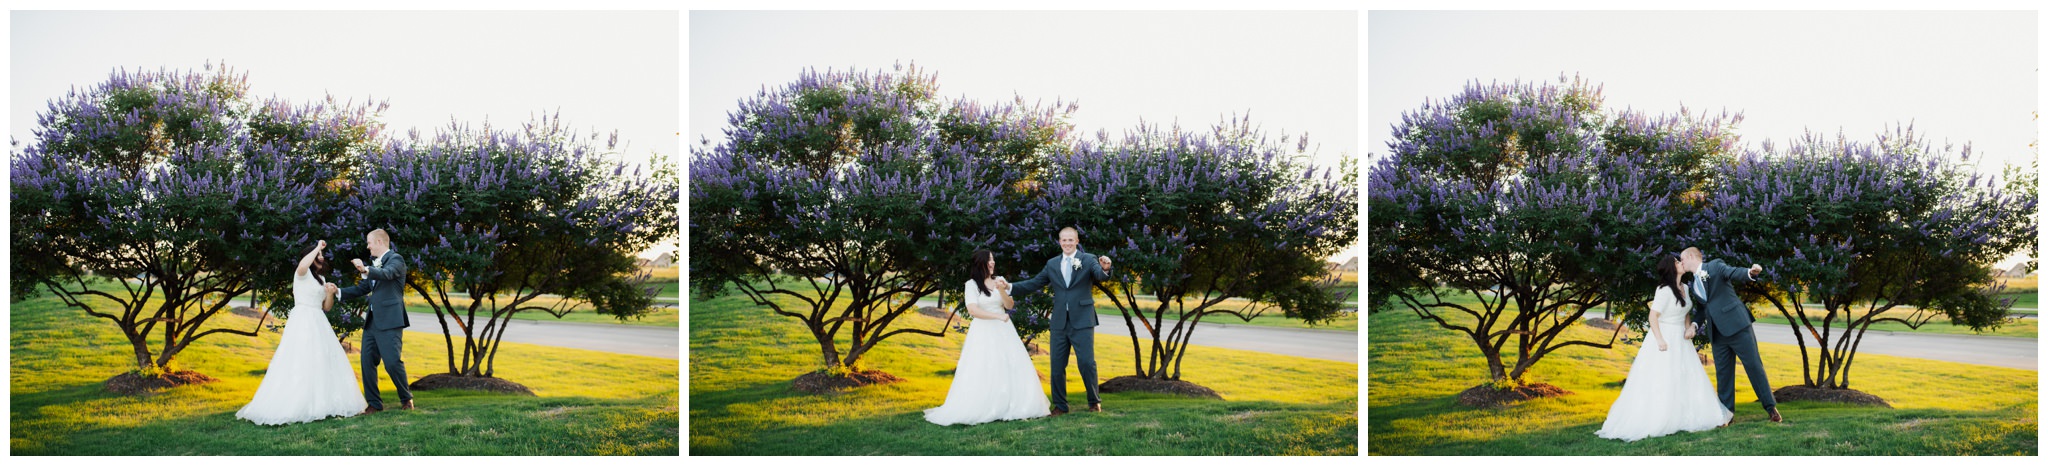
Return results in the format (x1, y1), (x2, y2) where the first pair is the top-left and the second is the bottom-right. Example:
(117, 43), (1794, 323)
(1009, 226), (1112, 415)
(334, 229), (415, 413)
(1680, 247), (1781, 423)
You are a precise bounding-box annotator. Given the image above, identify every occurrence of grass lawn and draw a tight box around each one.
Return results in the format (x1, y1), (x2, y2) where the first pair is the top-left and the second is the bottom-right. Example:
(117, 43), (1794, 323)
(1368, 296), (2038, 455)
(689, 288), (1358, 455)
(11, 288), (679, 455)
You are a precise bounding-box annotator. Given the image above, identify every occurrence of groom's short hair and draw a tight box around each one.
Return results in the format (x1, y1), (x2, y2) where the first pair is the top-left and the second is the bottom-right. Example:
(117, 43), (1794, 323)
(369, 228), (391, 247)
(1059, 226), (1079, 239)
(1681, 247), (1701, 260)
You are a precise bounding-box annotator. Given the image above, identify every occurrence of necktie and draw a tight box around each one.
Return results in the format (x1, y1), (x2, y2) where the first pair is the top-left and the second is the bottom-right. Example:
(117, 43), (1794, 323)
(1063, 255), (1073, 287)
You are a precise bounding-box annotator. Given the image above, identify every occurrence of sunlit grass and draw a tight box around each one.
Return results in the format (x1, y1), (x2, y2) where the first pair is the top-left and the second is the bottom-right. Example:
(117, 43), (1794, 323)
(1368, 294), (2037, 455)
(11, 287), (679, 455)
(689, 288), (1358, 455)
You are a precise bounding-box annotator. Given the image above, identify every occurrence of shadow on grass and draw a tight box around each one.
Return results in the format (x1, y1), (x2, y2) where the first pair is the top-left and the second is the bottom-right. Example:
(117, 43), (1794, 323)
(698, 395), (1356, 455)
(24, 392), (676, 455)
(1377, 400), (2038, 456)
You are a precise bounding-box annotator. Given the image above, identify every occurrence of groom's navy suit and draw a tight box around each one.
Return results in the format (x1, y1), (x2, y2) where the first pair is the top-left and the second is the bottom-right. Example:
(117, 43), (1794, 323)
(1011, 250), (1110, 412)
(1688, 258), (1777, 413)
(338, 250), (412, 410)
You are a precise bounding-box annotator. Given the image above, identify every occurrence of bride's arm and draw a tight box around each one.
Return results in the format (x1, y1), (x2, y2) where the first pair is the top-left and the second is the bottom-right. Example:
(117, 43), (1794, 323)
(323, 282), (337, 312)
(1648, 289), (1669, 351)
(295, 240), (325, 277)
(997, 278), (1015, 310)
(965, 283), (1009, 320)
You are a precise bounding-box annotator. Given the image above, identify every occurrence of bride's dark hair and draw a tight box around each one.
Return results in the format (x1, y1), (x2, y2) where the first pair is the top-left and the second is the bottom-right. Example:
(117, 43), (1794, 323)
(968, 249), (994, 296)
(310, 254), (331, 285)
(1655, 254), (1686, 307)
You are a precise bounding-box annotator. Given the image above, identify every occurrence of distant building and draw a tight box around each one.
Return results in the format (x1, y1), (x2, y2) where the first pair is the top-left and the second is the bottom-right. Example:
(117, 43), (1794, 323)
(2004, 262), (2032, 278)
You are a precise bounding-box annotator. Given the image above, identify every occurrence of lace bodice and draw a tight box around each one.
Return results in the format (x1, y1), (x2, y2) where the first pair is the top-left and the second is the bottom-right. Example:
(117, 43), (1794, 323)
(1650, 286), (1691, 326)
(964, 279), (1005, 313)
(293, 272), (327, 310)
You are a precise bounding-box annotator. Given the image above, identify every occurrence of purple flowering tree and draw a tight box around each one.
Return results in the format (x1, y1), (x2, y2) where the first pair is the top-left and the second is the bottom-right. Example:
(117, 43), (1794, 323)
(10, 63), (383, 386)
(1367, 76), (1741, 400)
(344, 114), (678, 386)
(1010, 117), (1356, 388)
(1697, 127), (2035, 399)
(690, 64), (1073, 385)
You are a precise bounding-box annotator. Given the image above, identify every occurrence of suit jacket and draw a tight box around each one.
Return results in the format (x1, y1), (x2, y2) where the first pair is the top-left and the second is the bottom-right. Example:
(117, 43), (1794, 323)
(338, 250), (411, 331)
(1009, 251), (1111, 330)
(1688, 259), (1758, 337)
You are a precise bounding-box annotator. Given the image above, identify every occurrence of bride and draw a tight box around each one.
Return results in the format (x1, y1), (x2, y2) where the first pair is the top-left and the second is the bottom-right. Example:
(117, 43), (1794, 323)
(924, 249), (1051, 426)
(236, 240), (369, 425)
(1595, 255), (1733, 441)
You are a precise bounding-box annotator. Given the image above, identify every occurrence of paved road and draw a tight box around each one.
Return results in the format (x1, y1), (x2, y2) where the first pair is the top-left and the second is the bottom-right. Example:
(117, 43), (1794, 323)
(917, 299), (1357, 363)
(1092, 319), (1359, 363)
(1590, 312), (2036, 370)
(226, 298), (678, 359)
(404, 312), (678, 360)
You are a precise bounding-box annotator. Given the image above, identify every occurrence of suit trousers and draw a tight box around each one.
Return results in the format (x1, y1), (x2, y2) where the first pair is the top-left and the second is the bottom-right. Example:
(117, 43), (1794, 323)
(1047, 325), (1100, 411)
(361, 327), (413, 409)
(1708, 323), (1777, 412)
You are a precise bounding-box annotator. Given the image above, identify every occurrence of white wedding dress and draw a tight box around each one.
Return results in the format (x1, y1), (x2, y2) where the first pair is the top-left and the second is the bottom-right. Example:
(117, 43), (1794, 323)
(1595, 285), (1733, 441)
(236, 272), (368, 425)
(924, 279), (1051, 426)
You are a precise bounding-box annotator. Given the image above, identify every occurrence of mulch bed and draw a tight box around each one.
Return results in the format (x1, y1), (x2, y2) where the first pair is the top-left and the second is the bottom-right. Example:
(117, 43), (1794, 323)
(105, 370), (217, 395)
(408, 373), (536, 396)
(1584, 317), (1618, 330)
(793, 369), (904, 394)
(1457, 382), (1572, 408)
(230, 306), (267, 319)
(1099, 375), (1223, 400)
(1773, 385), (1892, 408)
(916, 306), (954, 320)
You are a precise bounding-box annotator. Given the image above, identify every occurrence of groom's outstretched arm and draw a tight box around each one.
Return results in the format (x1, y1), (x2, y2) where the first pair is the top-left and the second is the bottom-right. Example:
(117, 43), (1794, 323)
(1708, 260), (1758, 284)
(364, 252), (408, 282)
(1084, 253), (1111, 282)
(337, 281), (371, 301)
(1010, 262), (1052, 296)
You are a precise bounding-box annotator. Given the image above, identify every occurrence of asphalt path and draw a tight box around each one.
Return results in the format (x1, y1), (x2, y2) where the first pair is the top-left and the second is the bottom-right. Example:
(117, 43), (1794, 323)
(1589, 311), (2035, 370)
(404, 312), (678, 360)
(1090, 318), (1360, 363)
(226, 298), (678, 359)
(916, 299), (1358, 363)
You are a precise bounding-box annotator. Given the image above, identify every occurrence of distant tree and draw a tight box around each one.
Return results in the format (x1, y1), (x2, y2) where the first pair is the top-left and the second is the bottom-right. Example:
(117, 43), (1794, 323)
(690, 64), (1074, 384)
(1367, 76), (1741, 398)
(10, 63), (382, 385)
(1698, 128), (2036, 396)
(1011, 118), (1356, 386)
(343, 115), (678, 385)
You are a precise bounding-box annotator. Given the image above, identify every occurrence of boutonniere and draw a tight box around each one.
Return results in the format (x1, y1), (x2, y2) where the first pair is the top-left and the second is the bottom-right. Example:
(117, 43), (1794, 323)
(1070, 259), (1082, 272)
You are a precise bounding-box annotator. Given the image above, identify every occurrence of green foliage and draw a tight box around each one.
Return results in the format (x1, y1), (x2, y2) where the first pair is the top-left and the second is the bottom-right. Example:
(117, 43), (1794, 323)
(691, 64), (1074, 372)
(11, 63), (383, 374)
(1369, 76), (1740, 383)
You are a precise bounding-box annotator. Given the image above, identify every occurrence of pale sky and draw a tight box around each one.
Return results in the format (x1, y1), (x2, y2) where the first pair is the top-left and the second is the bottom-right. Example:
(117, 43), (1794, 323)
(10, 11), (679, 170)
(1370, 10), (2037, 268)
(690, 10), (1359, 260)
(1370, 10), (2035, 173)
